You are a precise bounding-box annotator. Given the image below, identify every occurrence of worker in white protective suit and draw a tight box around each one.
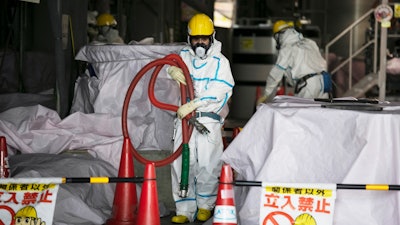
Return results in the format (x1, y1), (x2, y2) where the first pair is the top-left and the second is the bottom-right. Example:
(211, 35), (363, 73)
(257, 20), (332, 104)
(95, 13), (124, 44)
(167, 13), (235, 224)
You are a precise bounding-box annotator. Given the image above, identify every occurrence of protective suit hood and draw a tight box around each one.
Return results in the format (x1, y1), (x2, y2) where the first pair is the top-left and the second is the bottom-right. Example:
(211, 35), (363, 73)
(279, 28), (304, 48)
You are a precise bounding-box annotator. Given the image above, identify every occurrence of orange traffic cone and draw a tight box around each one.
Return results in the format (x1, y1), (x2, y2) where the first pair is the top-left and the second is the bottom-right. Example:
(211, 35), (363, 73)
(0, 136), (9, 178)
(213, 164), (237, 225)
(106, 137), (138, 225)
(136, 162), (160, 225)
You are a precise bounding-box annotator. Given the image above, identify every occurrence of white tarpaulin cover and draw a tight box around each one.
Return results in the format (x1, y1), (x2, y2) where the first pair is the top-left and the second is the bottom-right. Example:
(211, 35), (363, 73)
(221, 96), (400, 225)
(0, 105), (126, 169)
(1, 44), (186, 161)
(0, 44), (187, 167)
(72, 43), (186, 152)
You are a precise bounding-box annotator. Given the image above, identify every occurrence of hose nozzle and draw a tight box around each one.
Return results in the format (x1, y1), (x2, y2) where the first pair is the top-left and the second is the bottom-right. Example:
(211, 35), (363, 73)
(179, 189), (188, 198)
(188, 117), (210, 135)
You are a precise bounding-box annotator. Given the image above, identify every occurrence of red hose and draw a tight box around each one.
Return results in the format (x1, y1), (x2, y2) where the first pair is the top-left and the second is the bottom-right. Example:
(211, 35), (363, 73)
(121, 54), (194, 167)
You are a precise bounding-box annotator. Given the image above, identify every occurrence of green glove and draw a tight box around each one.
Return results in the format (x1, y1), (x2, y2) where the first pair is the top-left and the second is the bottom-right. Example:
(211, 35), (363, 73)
(177, 98), (203, 119)
(257, 95), (268, 105)
(167, 66), (187, 85)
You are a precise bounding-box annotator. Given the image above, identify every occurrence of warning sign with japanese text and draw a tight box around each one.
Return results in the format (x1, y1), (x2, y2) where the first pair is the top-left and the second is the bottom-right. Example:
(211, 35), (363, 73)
(259, 183), (336, 225)
(0, 178), (61, 225)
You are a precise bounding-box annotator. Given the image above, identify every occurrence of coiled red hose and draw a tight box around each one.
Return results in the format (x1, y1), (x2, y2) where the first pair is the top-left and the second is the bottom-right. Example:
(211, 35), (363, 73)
(121, 54), (194, 167)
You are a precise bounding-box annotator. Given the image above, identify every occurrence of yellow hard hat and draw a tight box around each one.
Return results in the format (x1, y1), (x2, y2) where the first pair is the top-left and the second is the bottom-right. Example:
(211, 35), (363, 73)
(273, 20), (293, 34)
(294, 213), (317, 225)
(188, 13), (214, 36)
(14, 206), (37, 218)
(96, 13), (117, 26)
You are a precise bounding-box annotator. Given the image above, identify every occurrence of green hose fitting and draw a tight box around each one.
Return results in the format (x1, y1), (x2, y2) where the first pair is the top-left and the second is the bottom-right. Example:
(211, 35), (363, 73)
(179, 143), (190, 198)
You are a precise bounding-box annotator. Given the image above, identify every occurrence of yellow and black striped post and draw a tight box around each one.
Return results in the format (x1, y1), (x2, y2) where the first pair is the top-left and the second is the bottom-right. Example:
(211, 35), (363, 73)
(61, 177), (144, 184)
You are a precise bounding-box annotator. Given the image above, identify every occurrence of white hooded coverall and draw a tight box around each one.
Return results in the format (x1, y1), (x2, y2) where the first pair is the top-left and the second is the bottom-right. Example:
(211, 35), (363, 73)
(265, 28), (329, 99)
(171, 39), (235, 221)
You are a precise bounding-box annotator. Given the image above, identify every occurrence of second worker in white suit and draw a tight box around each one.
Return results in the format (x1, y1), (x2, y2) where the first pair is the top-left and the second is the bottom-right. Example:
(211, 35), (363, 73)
(257, 20), (332, 104)
(167, 13), (235, 224)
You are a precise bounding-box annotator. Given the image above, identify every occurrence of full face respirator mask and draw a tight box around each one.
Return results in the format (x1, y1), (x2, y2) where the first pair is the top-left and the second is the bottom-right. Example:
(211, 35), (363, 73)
(189, 35), (212, 59)
(274, 31), (284, 50)
(192, 43), (209, 59)
(274, 28), (294, 50)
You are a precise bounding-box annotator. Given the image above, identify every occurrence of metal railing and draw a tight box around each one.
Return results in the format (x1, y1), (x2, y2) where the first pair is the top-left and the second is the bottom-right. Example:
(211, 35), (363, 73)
(324, 8), (379, 97)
